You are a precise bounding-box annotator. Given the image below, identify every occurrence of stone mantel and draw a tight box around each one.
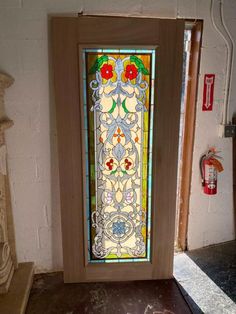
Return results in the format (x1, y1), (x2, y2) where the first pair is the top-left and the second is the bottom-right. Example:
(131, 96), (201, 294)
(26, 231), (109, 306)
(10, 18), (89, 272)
(0, 72), (16, 294)
(0, 119), (14, 133)
(0, 73), (14, 122)
(0, 73), (14, 90)
(0, 73), (34, 314)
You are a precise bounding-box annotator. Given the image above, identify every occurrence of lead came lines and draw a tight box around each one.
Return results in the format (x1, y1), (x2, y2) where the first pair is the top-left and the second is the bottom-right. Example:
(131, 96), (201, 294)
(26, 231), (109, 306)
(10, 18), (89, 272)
(84, 49), (155, 261)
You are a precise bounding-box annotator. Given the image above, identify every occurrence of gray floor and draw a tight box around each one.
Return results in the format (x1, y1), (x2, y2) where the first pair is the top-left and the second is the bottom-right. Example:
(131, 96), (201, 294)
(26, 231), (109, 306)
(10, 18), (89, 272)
(187, 241), (236, 302)
(174, 240), (236, 314)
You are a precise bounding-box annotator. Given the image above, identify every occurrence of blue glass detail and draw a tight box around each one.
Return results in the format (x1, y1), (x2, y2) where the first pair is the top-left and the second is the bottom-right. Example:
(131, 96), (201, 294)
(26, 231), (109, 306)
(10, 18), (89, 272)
(135, 49), (152, 54)
(86, 198), (90, 216)
(119, 49), (136, 53)
(112, 221), (126, 236)
(151, 51), (156, 80)
(151, 87), (154, 105)
(82, 53), (86, 79)
(102, 49), (119, 53)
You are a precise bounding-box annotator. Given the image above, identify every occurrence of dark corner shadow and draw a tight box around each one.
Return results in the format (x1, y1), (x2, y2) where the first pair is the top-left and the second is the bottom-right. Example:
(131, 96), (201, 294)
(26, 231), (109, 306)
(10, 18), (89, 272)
(47, 14), (63, 272)
(175, 279), (204, 314)
(185, 241), (236, 304)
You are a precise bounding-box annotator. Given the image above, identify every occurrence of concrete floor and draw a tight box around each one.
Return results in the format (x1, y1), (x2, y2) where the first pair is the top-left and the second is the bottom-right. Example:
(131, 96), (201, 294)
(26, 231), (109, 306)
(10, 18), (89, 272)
(174, 240), (236, 314)
(25, 241), (236, 314)
(26, 276), (191, 314)
(186, 240), (236, 302)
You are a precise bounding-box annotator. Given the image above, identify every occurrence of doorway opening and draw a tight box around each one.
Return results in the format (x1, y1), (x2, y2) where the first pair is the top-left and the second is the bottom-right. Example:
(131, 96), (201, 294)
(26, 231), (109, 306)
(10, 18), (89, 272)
(175, 20), (203, 252)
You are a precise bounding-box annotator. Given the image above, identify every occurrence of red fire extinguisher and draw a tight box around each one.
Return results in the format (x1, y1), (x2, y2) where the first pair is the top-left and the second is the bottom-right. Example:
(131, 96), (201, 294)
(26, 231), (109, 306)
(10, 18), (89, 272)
(200, 148), (223, 195)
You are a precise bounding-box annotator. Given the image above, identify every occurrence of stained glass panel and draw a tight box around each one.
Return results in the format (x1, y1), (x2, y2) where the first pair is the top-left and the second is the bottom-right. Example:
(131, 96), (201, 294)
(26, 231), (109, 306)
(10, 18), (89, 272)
(83, 49), (155, 263)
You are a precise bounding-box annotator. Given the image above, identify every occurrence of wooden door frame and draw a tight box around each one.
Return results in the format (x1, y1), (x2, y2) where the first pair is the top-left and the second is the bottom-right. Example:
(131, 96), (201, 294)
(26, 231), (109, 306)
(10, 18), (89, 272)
(52, 16), (184, 282)
(177, 21), (203, 251)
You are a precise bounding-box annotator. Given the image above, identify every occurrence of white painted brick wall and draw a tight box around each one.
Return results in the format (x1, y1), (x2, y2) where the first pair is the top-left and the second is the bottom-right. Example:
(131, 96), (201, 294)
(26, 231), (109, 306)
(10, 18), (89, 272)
(0, 0), (235, 272)
(0, 0), (21, 9)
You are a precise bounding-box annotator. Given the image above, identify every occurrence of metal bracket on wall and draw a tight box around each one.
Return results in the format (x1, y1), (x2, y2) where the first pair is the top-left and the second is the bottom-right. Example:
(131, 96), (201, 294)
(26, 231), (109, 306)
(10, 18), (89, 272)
(219, 123), (236, 138)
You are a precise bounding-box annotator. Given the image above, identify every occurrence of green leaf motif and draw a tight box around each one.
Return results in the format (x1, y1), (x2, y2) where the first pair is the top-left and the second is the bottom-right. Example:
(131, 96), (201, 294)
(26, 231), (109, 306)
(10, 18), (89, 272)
(89, 55), (108, 74)
(111, 170), (117, 175)
(130, 55), (149, 75)
(122, 99), (129, 113)
(108, 99), (117, 114)
(130, 55), (143, 67)
(141, 67), (149, 75)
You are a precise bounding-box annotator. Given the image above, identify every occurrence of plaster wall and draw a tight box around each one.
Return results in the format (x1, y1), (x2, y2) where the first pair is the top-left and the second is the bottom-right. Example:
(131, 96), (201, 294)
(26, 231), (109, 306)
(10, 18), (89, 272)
(0, 0), (235, 272)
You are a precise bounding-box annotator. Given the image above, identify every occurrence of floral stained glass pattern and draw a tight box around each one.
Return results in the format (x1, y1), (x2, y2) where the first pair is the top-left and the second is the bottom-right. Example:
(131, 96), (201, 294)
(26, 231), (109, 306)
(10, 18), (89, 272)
(83, 49), (155, 263)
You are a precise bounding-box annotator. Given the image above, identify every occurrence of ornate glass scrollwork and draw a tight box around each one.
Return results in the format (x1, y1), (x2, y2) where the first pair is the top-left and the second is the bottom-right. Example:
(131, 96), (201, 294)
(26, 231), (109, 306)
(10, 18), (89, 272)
(83, 50), (155, 263)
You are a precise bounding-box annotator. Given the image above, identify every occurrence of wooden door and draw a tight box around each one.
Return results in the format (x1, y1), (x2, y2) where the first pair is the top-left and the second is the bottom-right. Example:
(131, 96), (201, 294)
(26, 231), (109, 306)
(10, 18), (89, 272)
(52, 16), (184, 283)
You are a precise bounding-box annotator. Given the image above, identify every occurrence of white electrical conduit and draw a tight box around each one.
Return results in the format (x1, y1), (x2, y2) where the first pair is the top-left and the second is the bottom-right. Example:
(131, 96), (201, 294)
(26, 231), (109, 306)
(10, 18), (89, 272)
(210, 0), (234, 125)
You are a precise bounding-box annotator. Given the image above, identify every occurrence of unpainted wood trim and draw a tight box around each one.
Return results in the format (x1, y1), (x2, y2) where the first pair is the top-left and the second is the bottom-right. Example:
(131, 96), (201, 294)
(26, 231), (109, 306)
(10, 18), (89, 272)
(177, 21), (203, 251)
(51, 18), (85, 282)
(152, 20), (184, 277)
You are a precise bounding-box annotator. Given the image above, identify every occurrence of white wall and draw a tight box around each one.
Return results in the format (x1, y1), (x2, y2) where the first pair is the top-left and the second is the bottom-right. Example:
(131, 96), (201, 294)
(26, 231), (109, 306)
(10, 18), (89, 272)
(0, 0), (235, 272)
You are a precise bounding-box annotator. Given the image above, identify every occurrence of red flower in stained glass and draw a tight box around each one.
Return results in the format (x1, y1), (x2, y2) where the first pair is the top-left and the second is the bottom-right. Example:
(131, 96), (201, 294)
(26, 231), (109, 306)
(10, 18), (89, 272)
(124, 158), (132, 170)
(125, 64), (138, 80)
(100, 64), (113, 80)
(106, 158), (114, 170)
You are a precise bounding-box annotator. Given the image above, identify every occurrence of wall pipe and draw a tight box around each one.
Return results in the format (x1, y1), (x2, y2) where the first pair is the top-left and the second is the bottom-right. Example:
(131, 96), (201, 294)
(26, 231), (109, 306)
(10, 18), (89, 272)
(210, 0), (234, 125)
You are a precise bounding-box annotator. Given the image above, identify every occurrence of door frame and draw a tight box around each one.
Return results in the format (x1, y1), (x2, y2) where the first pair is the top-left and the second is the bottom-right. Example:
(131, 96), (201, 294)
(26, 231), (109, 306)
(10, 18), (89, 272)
(177, 21), (203, 251)
(51, 15), (184, 283)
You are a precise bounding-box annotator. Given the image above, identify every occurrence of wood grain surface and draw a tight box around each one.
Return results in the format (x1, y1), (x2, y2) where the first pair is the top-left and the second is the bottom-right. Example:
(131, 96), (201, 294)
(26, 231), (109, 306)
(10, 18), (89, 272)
(52, 16), (184, 282)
